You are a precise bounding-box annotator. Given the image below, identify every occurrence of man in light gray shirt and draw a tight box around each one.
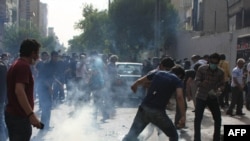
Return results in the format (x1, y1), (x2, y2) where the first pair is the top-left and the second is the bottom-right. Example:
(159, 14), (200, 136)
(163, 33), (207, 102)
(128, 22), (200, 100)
(226, 58), (246, 116)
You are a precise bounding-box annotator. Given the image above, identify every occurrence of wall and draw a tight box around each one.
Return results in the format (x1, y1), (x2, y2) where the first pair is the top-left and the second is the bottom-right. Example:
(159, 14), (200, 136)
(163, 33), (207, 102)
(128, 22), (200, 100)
(202, 0), (228, 32)
(173, 27), (250, 70)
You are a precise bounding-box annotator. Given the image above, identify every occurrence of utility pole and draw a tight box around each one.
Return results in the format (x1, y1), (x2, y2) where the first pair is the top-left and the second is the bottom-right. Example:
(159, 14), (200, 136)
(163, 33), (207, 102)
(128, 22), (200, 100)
(225, 0), (229, 31)
(192, 0), (198, 30)
(0, 0), (7, 37)
(154, 0), (160, 57)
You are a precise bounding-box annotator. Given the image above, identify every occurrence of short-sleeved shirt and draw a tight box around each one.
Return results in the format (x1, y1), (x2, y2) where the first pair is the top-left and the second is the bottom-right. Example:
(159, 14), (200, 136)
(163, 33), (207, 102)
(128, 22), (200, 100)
(141, 70), (183, 110)
(231, 66), (244, 87)
(247, 63), (250, 82)
(5, 58), (34, 117)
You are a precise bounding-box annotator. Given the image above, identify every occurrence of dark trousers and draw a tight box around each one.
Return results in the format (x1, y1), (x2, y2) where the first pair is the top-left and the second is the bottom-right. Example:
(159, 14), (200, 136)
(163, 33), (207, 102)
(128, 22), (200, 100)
(219, 82), (230, 106)
(194, 97), (221, 141)
(122, 105), (178, 141)
(246, 82), (250, 110)
(0, 104), (7, 141)
(175, 93), (187, 126)
(227, 87), (244, 113)
(5, 112), (32, 141)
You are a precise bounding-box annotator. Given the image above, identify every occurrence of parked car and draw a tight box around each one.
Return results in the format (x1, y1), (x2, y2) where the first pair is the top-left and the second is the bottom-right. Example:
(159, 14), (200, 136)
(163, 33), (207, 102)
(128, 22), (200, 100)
(113, 62), (145, 106)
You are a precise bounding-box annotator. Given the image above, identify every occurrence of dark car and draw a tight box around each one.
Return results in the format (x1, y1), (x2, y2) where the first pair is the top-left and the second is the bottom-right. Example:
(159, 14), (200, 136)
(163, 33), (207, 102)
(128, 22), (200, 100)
(114, 62), (145, 106)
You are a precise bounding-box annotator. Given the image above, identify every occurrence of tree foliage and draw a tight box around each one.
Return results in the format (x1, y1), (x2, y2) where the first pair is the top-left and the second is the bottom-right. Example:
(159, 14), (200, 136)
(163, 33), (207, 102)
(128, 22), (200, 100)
(3, 20), (57, 55)
(2, 20), (40, 55)
(68, 0), (179, 60)
(109, 0), (179, 59)
(68, 5), (112, 54)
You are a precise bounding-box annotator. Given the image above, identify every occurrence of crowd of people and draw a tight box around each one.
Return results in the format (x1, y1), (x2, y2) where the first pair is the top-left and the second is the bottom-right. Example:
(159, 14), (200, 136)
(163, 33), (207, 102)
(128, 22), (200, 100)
(0, 39), (123, 141)
(0, 38), (250, 141)
(124, 53), (250, 141)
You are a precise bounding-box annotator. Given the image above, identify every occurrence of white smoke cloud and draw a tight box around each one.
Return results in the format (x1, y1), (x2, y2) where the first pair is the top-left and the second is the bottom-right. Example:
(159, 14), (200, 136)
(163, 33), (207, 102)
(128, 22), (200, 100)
(32, 103), (105, 141)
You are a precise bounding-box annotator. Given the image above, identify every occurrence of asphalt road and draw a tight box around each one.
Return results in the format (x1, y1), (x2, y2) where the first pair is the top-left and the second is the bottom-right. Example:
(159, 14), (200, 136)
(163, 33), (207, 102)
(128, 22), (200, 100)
(30, 99), (250, 141)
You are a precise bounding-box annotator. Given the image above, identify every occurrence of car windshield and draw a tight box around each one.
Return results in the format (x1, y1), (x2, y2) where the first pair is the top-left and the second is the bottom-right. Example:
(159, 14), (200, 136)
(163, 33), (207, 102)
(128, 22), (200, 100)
(117, 64), (142, 75)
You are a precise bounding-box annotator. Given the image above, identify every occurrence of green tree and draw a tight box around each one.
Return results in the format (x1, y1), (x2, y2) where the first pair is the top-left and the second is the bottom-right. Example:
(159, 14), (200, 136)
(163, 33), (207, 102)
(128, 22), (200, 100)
(2, 20), (40, 54)
(68, 5), (112, 54)
(109, 0), (179, 59)
(68, 35), (86, 53)
(40, 35), (58, 53)
(68, 1), (179, 61)
(3, 20), (57, 55)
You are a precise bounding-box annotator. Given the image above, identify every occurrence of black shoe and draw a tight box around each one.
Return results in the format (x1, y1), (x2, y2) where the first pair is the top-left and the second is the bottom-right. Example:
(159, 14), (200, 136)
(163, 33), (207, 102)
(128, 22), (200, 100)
(236, 112), (245, 116)
(226, 111), (235, 116)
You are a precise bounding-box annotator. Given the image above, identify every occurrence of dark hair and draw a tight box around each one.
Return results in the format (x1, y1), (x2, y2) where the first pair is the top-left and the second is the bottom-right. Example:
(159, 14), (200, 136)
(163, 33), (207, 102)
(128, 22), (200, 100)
(209, 53), (221, 62)
(170, 65), (185, 80)
(194, 63), (202, 71)
(220, 54), (226, 60)
(19, 39), (41, 57)
(1, 53), (8, 59)
(41, 51), (48, 56)
(90, 50), (98, 56)
(51, 51), (58, 56)
(203, 54), (209, 59)
(109, 55), (118, 62)
(160, 57), (175, 69)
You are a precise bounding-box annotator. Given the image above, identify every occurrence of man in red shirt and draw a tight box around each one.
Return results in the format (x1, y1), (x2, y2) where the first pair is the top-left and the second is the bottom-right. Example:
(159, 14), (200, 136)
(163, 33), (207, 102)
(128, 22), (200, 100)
(5, 39), (43, 141)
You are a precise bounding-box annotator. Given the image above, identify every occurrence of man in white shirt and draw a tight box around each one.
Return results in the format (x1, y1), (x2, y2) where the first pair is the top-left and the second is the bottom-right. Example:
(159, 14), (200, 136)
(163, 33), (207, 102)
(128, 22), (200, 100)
(226, 58), (246, 116)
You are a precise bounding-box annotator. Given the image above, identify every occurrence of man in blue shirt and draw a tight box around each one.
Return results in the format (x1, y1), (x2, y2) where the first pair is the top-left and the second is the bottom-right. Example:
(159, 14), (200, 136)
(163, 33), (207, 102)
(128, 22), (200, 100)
(122, 58), (186, 141)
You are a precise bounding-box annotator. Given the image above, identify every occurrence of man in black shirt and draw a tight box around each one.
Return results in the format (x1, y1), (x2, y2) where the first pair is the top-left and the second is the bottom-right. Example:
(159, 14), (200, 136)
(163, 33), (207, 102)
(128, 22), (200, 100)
(122, 58), (186, 141)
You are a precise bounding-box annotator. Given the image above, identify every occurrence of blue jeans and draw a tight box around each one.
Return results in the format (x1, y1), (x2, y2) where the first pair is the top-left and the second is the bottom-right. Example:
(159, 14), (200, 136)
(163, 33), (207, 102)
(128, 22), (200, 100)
(38, 83), (52, 130)
(5, 112), (32, 141)
(122, 105), (178, 141)
(0, 104), (7, 141)
(194, 97), (221, 141)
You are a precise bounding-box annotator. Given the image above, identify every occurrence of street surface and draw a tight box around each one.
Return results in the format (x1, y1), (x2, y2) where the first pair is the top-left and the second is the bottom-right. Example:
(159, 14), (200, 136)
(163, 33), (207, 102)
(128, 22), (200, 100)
(30, 99), (250, 141)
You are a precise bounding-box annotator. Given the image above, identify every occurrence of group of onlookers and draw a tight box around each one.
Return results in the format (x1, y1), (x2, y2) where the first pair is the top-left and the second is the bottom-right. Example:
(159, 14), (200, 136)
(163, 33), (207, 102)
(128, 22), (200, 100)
(126, 52), (250, 141)
(0, 39), (122, 141)
(33, 50), (122, 125)
(183, 53), (249, 141)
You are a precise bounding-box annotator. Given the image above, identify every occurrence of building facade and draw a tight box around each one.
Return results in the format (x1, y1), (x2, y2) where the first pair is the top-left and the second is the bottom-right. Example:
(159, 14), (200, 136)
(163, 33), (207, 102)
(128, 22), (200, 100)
(171, 0), (250, 70)
(228, 0), (250, 30)
(0, 0), (7, 42)
(39, 2), (48, 37)
(0, 0), (48, 53)
(18, 0), (40, 27)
